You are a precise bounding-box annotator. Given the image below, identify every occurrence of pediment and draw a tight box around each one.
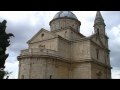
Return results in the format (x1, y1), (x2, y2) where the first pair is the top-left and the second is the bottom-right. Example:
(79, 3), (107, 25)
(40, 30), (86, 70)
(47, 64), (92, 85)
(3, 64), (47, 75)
(89, 34), (105, 48)
(27, 28), (58, 44)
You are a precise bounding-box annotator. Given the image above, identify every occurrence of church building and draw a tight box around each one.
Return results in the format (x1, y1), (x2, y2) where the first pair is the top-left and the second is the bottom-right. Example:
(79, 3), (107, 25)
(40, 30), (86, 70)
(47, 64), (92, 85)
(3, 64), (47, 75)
(18, 11), (111, 79)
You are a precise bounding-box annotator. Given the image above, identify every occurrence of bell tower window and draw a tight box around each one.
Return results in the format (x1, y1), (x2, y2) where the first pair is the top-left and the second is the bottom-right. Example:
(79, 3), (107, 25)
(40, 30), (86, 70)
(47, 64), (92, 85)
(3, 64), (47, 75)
(97, 28), (99, 34)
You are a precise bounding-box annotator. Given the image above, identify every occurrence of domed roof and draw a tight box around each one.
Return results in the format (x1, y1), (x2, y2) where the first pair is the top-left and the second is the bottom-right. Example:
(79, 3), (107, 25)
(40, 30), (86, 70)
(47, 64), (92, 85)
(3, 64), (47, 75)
(53, 11), (78, 20)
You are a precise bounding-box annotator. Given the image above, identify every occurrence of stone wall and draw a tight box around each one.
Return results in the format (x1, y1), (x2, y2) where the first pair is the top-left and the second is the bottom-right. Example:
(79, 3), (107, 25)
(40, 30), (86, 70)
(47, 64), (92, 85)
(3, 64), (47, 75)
(71, 40), (91, 61)
(45, 59), (70, 79)
(58, 37), (71, 60)
(19, 57), (70, 79)
(29, 38), (59, 51)
(54, 28), (83, 41)
(19, 58), (31, 79)
(71, 62), (91, 79)
(50, 18), (80, 32)
(90, 41), (109, 65)
(91, 62), (107, 79)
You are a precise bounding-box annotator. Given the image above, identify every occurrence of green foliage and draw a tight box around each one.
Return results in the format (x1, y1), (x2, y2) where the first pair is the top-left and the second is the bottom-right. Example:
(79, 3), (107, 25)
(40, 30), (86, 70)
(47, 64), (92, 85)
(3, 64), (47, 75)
(0, 70), (5, 79)
(0, 20), (14, 79)
(0, 70), (12, 79)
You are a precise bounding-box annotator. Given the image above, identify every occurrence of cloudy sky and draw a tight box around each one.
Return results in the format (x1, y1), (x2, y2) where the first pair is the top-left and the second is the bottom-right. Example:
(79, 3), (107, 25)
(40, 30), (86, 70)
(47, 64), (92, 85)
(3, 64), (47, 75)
(0, 11), (120, 79)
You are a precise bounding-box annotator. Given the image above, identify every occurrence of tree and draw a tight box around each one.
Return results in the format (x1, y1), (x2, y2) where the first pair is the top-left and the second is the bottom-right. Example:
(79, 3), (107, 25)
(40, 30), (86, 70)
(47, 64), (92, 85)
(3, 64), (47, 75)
(0, 70), (12, 79)
(0, 20), (14, 79)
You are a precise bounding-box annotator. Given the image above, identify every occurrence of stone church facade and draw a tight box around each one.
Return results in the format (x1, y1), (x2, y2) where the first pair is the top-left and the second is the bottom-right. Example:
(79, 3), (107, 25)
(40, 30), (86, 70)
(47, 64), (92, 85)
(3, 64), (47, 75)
(18, 11), (111, 79)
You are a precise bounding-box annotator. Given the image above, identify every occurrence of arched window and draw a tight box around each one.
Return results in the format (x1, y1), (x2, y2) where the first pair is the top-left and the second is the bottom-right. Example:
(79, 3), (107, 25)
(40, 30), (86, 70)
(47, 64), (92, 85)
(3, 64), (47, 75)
(97, 28), (99, 34)
(96, 49), (99, 60)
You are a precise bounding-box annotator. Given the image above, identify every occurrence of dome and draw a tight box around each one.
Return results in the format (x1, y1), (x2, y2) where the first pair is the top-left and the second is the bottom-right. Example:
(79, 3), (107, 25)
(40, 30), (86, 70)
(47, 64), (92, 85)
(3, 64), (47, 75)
(50, 11), (81, 32)
(53, 11), (78, 20)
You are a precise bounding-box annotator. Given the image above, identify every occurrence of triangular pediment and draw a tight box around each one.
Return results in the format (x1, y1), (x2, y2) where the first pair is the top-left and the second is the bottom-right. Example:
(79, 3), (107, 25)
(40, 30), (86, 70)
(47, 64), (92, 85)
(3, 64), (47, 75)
(27, 28), (58, 44)
(88, 34), (105, 48)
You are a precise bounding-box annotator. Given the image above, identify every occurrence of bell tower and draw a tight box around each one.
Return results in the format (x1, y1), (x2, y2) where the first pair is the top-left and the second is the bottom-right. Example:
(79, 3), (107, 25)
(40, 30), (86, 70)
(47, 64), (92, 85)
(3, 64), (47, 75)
(94, 11), (106, 35)
(94, 11), (108, 47)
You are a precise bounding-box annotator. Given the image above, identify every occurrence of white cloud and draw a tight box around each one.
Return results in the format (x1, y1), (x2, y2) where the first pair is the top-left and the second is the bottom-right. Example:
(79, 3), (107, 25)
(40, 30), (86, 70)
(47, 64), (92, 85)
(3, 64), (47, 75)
(112, 68), (120, 79)
(108, 25), (120, 67)
(107, 24), (120, 79)
(73, 11), (96, 36)
(0, 11), (34, 23)
(4, 61), (19, 79)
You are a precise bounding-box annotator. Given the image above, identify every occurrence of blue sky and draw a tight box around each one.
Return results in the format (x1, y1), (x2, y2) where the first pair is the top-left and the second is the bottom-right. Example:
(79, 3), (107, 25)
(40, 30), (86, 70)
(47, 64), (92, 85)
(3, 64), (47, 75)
(0, 11), (120, 79)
